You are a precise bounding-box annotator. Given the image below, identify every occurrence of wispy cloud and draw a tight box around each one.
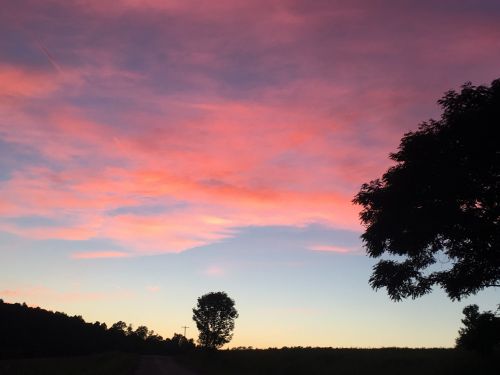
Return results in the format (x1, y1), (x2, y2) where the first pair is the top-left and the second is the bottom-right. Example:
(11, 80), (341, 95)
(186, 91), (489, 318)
(71, 251), (131, 259)
(308, 245), (357, 254)
(203, 265), (226, 277)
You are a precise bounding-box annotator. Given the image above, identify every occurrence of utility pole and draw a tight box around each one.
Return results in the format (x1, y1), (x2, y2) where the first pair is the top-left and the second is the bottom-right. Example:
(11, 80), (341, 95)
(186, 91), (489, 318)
(181, 325), (189, 337)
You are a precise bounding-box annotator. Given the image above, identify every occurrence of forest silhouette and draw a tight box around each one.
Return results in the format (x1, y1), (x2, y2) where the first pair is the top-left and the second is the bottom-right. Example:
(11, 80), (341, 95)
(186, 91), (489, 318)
(0, 299), (194, 359)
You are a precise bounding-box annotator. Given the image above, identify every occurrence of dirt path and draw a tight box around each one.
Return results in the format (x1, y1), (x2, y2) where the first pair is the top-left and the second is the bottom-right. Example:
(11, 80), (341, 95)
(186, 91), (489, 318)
(134, 355), (199, 375)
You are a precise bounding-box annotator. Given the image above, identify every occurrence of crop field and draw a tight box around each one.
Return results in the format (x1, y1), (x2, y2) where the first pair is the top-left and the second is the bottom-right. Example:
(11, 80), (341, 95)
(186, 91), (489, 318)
(178, 347), (498, 375)
(1, 348), (497, 375)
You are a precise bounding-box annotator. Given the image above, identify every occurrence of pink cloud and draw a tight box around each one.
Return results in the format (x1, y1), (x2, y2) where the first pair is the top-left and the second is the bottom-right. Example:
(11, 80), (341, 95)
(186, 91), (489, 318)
(0, 74), (448, 255)
(1, 0), (499, 257)
(0, 85), (447, 253)
(308, 245), (356, 254)
(0, 65), (58, 97)
(203, 265), (225, 277)
(0, 92), (363, 253)
(71, 251), (130, 259)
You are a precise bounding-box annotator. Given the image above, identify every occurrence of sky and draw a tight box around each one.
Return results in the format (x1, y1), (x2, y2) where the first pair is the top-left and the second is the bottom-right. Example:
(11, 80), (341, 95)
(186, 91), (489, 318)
(0, 0), (499, 348)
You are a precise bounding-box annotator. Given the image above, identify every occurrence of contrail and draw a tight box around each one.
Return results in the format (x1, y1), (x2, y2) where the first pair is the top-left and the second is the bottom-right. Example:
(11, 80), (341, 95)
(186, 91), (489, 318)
(37, 42), (62, 73)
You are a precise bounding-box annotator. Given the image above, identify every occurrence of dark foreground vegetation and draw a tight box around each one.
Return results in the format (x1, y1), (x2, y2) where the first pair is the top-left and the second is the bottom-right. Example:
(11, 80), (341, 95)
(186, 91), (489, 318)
(1, 349), (497, 375)
(0, 299), (194, 359)
(0, 352), (138, 375)
(178, 347), (499, 375)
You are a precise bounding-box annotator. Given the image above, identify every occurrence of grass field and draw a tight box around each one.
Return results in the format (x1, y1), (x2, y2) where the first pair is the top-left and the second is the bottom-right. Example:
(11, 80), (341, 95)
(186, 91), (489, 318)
(178, 347), (498, 375)
(0, 352), (139, 375)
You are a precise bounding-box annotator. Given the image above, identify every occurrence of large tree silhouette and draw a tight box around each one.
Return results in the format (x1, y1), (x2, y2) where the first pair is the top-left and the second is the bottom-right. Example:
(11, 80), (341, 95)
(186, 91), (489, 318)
(353, 79), (499, 301)
(192, 291), (238, 350)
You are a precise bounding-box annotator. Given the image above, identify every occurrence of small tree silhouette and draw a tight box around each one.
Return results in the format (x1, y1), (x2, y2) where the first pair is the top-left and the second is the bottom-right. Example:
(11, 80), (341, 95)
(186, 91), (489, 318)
(456, 304), (500, 353)
(192, 291), (238, 350)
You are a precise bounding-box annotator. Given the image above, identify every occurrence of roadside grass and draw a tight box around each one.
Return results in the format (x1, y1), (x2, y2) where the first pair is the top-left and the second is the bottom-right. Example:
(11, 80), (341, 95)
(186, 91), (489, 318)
(178, 347), (498, 375)
(0, 352), (139, 375)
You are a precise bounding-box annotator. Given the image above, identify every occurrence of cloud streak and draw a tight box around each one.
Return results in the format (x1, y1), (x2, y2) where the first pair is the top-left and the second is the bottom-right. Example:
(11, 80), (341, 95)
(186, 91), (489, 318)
(71, 251), (131, 259)
(308, 245), (356, 254)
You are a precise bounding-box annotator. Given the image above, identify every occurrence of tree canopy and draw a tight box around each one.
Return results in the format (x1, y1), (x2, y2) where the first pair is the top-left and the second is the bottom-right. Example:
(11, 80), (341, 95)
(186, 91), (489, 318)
(353, 79), (500, 301)
(192, 291), (238, 350)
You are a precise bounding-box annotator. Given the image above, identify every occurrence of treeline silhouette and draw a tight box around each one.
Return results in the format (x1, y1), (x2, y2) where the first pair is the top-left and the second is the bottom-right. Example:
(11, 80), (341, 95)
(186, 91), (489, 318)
(0, 299), (194, 359)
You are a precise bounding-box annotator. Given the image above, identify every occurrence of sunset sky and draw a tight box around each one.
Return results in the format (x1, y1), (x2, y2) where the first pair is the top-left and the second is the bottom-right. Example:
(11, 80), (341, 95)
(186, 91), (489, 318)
(1, 0), (499, 348)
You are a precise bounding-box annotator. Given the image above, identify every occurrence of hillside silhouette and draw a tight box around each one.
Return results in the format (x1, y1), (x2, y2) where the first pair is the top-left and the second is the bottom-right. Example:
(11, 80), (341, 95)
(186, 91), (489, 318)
(0, 299), (194, 358)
